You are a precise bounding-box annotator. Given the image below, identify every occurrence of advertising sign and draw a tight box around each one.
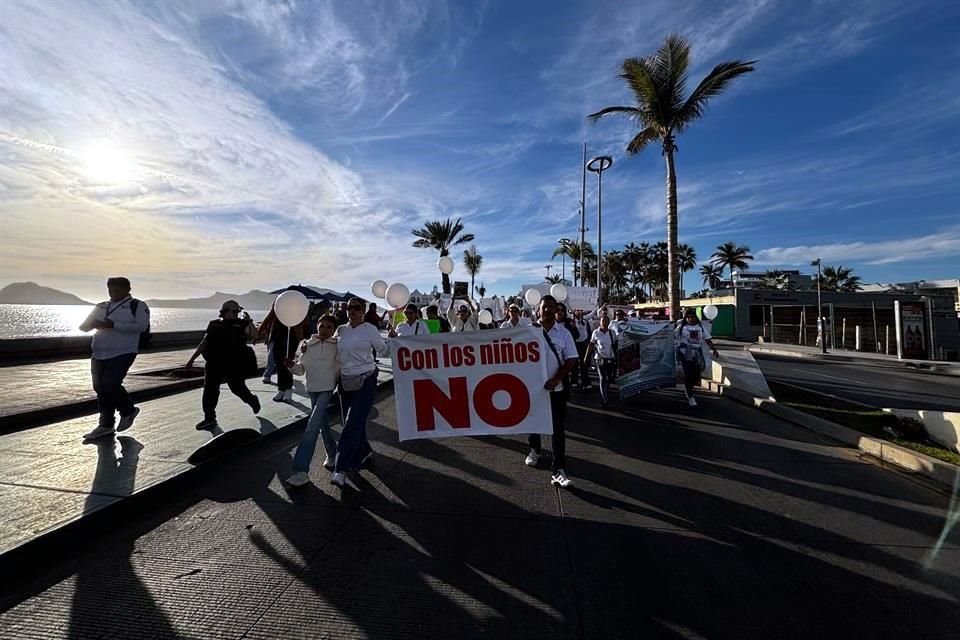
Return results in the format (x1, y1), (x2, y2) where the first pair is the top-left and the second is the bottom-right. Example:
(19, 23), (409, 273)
(899, 301), (927, 359)
(392, 327), (554, 441)
(615, 320), (676, 399)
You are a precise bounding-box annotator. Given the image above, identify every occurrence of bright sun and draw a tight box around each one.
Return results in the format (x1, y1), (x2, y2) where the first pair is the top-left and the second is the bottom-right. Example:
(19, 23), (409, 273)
(81, 141), (140, 183)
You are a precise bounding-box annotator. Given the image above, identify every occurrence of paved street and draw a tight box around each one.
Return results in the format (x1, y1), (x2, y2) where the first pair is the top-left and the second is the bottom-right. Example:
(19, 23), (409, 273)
(2, 387), (957, 639)
(755, 354), (960, 411)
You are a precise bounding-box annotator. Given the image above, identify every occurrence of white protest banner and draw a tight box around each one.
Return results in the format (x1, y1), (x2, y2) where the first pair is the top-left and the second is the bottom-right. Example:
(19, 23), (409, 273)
(392, 327), (553, 441)
(565, 286), (598, 311)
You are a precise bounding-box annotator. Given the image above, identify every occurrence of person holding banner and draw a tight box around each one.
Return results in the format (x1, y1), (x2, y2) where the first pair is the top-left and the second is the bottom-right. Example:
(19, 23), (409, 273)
(525, 295), (578, 488)
(448, 298), (479, 332)
(675, 308), (720, 407)
(331, 298), (389, 487)
(584, 314), (617, 409)
(501, 303), (532, 328)
(390, 304), (431, 337)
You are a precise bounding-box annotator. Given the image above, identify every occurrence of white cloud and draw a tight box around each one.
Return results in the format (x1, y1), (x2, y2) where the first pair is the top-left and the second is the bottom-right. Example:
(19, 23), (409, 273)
(754, 227), (960, 267)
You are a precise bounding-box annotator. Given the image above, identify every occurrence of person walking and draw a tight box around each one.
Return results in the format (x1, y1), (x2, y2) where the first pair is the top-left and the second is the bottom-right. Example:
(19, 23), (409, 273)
(186, 301), (261, 429)
(675, 308), (720, 407)
(447, 298), (479, 332)
(389, 304), (430, 337)
(425, 304), (451, 333)
(500, 304), (532, 328)
(265, 307), (301, 403)
(555, 303), (580, 389)
(584, 314), (617, 409)
(78, 277), (150, 440)
(330, 298), (389, 487)
(286, 315), (340, 487)
(334, 302), (349, 326)
(571, 309), (593, 390)
(256, 303), (277, 384)
(525, 295), (578, 488)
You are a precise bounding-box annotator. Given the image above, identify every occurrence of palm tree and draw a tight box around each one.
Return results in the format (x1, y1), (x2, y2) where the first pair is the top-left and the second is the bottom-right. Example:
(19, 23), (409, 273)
(462, 245), (483, 298)
(545, 274), (564, 285)
(761, 269), (795, 291)
(821, 265), (862, 292)
(588, 34), (755, 321)
(554, 240), (596, 287)
(411, 218), (475, 294)
(710, 241), (754, 287)
(700, 263), (724, 290)
(476, 282), (487, 298)
(676, 243), (697, 297)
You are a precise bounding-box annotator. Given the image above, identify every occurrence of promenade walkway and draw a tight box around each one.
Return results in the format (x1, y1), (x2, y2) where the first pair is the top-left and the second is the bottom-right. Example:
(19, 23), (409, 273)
(1, 381), (957, 638)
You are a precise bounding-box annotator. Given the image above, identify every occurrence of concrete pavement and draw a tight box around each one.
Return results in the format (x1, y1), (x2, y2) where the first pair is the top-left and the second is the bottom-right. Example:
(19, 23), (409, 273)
(2, 386), (958, 638)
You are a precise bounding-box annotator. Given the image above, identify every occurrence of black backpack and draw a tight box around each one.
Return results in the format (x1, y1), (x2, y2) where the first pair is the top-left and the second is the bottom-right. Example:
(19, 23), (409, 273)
(129, 299), (152, 349)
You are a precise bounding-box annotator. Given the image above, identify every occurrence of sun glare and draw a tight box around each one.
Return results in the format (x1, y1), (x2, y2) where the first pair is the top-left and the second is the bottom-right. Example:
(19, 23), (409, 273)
(81, 141), (140, 183)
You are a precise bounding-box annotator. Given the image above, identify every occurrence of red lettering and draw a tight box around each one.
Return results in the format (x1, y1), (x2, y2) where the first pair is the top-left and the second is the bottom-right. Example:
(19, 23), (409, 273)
(463, 345), (476, 366)
(527, 341), (540, 362)
(473, 373), (530, 428)
(396, 347), (412, 371)
(414, 377), (470, 431)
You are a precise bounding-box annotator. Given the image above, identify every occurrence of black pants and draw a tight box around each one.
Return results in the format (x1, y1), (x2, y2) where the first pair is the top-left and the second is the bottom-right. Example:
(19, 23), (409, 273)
(91, 353), (137, 428)
(574, 341), (590, 387)
(271, 336), (297, 392)
(202, 366), (256, 420)
(528, 392), (568, 471)
(680, 357), (702, 397)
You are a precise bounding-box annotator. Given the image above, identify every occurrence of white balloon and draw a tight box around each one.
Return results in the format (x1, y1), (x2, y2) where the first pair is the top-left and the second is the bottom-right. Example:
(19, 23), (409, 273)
(703, 304), (719, 320)
(550, 283), (568, 302)
(274, 291), (310, 327)
(437, 256), (455, 275)
(478, 309), (493, 325)
(524, 288), (541, 307)
(385, 283), (410, 309)
(371, 280), (388, 298)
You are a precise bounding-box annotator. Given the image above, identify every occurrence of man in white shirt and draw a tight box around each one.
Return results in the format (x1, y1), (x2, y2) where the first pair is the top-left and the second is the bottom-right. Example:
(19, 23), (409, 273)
(571, 309), (593, 389)
(78, 277), (150, 440)
(390, 304), (431, 337)
(500, 303), (532, 328)
(447, 298), (479, 332)
(524, 294), (578, 488)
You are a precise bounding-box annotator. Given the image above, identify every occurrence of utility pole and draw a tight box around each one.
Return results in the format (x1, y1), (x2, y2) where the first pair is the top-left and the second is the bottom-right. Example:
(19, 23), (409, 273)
(811, 258), (827, 353)
(578, 142), (587, 288)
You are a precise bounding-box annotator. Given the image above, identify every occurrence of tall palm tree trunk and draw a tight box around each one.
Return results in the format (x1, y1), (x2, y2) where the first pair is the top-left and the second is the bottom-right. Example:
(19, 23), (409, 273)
(664, 136), (681, 321)
(440, 249), (451, 294)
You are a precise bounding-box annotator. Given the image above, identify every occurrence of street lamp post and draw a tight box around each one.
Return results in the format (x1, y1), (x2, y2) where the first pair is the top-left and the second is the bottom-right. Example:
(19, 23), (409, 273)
(587, 155), (613, 306)
(544, 264), (553, 280)
(811, 259), (826, 353)
(578, 143), (587, 288)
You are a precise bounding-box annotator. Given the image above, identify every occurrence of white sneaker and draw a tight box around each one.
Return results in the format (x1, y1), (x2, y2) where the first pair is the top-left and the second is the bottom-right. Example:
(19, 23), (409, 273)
(330, 471), (346, 487)
(273, 390), (285, 402)
(117, 407), (140, 432)
(551, 469), (573, 488)
(283, 389), (294, 401)
(688, 397), (698, 407)
(286, 472), (310, 487)
(82, 425), (115, 440)
(524, 450), (540, 467)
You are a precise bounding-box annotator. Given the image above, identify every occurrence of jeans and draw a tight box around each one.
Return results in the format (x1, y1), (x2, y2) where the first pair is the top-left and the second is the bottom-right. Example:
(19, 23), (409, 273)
(528, 392), (568, 471)
(91, 353), (137, 428)
(292, 391), (337, 473)
(263, 342), (276, 379)
(574, 341), (590, 387)
(596, 358), (617, 404)
(202, 366), (256, 420)
(334, 371), (377, 472)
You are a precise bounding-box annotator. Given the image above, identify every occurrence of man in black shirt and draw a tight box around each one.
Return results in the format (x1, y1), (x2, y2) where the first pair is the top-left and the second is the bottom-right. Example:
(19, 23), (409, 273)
(186, 300), (261, 429)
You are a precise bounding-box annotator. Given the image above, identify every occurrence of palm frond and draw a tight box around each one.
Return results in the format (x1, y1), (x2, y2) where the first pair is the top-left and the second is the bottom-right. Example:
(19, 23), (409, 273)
(586, 105), (643, 123)
(677, 60), (756, 129)
(620, 57), (665, 126)
(453, 233), (475, 246)
(650, 34), (691, 117)
(626, 126), (660, 155)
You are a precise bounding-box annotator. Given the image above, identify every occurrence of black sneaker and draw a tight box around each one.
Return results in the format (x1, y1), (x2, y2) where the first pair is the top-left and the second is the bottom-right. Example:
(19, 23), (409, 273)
(195, 417), (218, 430)
(249, 396), (261, 414)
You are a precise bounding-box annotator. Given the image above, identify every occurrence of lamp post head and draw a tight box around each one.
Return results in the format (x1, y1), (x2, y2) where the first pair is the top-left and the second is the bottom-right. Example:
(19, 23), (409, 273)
(587, 155), (613, 173)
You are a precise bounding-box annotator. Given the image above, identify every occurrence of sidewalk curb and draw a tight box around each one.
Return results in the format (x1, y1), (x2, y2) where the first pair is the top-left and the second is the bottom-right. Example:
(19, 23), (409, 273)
(747, 346), (960, 377)
(0, 377), (395, 578)
(704, 380), (959, 488)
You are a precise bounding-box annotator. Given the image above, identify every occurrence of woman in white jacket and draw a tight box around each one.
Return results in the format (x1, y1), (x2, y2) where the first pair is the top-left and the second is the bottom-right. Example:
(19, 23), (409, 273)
(286, 315), (340, 487)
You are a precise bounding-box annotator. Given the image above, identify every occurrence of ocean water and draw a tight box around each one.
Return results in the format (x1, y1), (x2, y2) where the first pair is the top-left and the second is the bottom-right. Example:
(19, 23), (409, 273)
(0, 304), (267, 339)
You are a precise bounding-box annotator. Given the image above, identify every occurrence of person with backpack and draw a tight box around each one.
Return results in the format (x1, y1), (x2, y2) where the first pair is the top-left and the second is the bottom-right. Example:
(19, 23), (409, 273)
(186, 300), (261, 429)
(78, 277), (150, 440)
(524, 295), (578, 488)
(675, 308), (720, 407)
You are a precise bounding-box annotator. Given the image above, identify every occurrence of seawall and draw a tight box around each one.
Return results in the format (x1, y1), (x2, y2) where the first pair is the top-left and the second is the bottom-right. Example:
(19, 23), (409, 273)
(0, 330), (206, 365)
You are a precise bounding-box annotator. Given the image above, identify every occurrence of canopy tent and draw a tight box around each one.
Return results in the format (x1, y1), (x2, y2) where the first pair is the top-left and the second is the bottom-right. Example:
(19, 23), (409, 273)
(270, 284), (327, 299)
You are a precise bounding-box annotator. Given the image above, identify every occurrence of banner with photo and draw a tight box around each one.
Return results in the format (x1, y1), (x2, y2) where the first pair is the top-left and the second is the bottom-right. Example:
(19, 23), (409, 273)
(615, 320), (676, 399)
(392, 327), (554, 441)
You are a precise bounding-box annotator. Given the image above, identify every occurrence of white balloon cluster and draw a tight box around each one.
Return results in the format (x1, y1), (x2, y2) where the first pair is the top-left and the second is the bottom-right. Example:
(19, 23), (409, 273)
(370, 279), (410, 309)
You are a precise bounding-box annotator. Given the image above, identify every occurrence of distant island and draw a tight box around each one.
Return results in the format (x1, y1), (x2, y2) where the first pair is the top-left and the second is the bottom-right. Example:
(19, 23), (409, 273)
(145, 290), (280, 310)
(0, 282), (91, 305)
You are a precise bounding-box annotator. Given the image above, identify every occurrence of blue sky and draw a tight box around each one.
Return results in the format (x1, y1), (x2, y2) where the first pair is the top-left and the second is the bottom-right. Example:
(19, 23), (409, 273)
(1, 0), (958, 301)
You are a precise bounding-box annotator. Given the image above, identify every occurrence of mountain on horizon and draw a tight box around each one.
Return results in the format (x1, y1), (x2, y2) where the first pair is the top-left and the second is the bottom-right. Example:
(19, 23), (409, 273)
(144, 289), (280, 310)
(0, 282), (91, 305)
